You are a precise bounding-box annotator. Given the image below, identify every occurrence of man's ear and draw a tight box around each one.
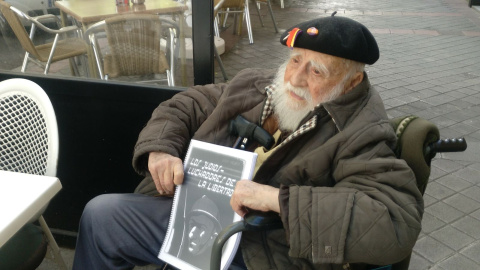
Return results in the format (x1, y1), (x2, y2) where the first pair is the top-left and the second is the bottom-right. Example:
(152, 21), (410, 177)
(347, 71), (364, 91)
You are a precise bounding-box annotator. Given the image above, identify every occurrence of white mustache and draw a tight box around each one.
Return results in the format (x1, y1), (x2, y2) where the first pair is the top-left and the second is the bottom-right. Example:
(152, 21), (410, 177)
(285, 82), (312, 101)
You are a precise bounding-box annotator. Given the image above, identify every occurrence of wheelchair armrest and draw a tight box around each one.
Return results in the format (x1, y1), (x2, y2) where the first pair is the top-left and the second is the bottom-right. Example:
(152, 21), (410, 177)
(243, 210), (283, 230)
(210, 211), (283, 270)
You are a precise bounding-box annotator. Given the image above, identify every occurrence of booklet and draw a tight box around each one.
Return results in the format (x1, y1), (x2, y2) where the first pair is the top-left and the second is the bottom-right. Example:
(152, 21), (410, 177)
(158, 139), (258, 270)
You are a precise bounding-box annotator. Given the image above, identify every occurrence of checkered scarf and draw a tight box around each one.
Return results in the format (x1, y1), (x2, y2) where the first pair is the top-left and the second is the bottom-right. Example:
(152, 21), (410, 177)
(262, 84), (318, 148)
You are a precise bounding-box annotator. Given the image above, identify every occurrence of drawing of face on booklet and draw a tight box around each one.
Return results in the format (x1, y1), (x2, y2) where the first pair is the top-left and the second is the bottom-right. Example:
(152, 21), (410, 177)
(182, 195), (221, 257)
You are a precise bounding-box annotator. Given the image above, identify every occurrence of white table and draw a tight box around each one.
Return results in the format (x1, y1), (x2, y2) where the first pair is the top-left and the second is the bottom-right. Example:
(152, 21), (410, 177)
(0, 170), (62, 247)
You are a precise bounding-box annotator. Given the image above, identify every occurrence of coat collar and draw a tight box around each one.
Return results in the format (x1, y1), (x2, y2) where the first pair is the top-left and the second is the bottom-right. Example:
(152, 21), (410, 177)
(321, 72), (371, 132)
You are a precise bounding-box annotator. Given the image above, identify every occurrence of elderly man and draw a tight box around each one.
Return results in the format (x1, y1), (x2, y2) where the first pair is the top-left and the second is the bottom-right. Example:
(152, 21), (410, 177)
(73, 15), (423, 270)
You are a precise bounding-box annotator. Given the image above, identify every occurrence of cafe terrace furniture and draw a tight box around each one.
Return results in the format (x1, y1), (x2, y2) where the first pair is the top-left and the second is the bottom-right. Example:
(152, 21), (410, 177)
(55, 0), (188, 83)
(0, 171), (63, 269)
(84, 14), (178, 85)
(215, 0), (279, 44)
(216, 0), (254, 44)
(0, 0), (88, 76)
(0, 78), (66, 269)
(253, 0), (279, 33)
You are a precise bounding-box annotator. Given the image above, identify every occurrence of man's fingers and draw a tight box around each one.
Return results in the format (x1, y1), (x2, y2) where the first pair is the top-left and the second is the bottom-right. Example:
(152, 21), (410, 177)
(162, 165), (174, 193)
(230, 196), (248, 217)
(152, 174), (164, 195)
(148, 152), (184, 195)
(173, 162), (185, 186)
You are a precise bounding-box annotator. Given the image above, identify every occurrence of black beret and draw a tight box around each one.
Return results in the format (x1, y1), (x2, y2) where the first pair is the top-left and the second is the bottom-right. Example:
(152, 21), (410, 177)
(280, 15), (379, 65)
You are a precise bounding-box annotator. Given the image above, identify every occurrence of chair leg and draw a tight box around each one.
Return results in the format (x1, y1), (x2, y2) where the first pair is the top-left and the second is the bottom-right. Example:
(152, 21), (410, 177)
(233, 13), (238, 35)
(22, 23), (37, 72)
(69, 58), (80, 76)
(281, 0), (284, 8)
(39, 215), (67, 270)
(214, 46), (228, 82)
(244, 1), (254, 44)
(253, 0), (265, 27)
(223, 8), (230, 28)
(21, 52), (30, 72)
(89, 34), (105, 79)
(214, 16), (220, 37)
(168, 28), (176, 86)
(44, 34), (60, 75)
(266, 0), (279, 33)
(81, 54), (89, 77)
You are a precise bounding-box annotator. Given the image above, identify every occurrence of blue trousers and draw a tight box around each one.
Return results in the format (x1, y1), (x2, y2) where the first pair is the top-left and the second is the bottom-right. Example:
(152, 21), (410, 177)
(72, 193), (247, 270)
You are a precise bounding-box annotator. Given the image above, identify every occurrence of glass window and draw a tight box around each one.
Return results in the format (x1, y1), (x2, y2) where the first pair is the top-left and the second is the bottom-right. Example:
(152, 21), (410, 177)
(0, 0), (196, 87)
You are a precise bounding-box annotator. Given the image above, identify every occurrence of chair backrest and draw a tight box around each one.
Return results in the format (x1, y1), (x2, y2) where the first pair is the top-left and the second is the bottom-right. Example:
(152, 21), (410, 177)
(0, 78), (59, 177)
(0, 1), (40, 59)
(102, 14), (169, 78)
(389, 115), (440, 270)
(390, 116), (439, 195)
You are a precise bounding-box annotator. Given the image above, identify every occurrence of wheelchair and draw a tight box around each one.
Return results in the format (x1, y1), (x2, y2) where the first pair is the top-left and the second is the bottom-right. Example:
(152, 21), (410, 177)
(209, 115), (467, 270)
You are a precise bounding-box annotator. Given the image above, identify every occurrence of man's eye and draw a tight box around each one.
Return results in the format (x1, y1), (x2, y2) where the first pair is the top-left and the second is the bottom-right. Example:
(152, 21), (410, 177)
(291, 58), (299, 64)
(312, 68), (324, 76)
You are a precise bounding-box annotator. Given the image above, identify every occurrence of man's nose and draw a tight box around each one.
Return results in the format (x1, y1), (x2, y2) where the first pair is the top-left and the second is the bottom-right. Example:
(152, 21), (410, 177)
(289, 65), (308, 87)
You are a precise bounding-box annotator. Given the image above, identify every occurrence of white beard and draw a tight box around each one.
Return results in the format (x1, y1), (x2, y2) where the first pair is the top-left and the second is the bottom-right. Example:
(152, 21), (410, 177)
(271, 64), (346, 132)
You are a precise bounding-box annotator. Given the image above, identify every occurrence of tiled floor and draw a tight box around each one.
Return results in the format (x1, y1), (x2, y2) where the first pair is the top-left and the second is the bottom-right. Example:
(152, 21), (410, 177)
(3, 0), (480, 269)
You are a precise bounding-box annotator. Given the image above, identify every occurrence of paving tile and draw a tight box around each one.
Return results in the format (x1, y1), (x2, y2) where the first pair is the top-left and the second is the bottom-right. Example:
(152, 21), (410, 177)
(425, 201), (464, 223)
(431, 159), (465, 173)
(421, 212), (446, 233)
(462, 117), (480, 128)
(462, 241), (480, 262)
(435, 174), (473, 192)
(422, 193), (438, 207)
(409, 252), (433, 270)
(424, 182), (456, 200)
(453, 166), (480, 185)
(452, 216), (480, 239)
(460, 185), (480, 203)
(430, 116), (458, 128)
(449, 122), (480, 135)
(471, 209), (480, 221)
(429, 166), (448, 180)
(414, 236), (455, 263)
(430, 225), (475, 251)
(437, 253), (479, 270)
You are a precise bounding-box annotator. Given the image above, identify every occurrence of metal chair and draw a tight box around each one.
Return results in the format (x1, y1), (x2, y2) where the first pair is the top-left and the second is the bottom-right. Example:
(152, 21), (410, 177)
(84, 14), (178, 86)
(252, 0), (279, 33)
(216, 0), (255, 44)
(0, 78), (67, 270)
(215, 0), (279, 44)
(0, 0), (87, 76)
(210, 115), (467, 270)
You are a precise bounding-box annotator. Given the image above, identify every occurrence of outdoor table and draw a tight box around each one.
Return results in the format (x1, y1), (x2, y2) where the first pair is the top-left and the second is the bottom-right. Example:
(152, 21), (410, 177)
(0, 170), (62, 247)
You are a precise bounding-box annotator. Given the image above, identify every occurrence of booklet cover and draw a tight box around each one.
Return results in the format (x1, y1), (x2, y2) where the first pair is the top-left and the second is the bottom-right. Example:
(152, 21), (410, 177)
(158, 139), (258, 270)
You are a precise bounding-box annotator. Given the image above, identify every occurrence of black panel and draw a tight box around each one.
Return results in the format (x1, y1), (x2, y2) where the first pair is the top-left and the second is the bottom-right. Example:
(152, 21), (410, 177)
(0, 72), (183, 245)
(192, 0), (214, 85)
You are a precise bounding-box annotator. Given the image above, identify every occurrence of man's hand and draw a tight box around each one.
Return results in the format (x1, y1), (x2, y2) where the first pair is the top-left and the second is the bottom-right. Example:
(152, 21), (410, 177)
(230, 180), (280, 217)
(148, 152), (184, 195)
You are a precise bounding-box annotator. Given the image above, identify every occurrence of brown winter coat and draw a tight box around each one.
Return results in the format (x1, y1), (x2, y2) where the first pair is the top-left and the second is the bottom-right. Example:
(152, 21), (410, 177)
(133, 68), (423, 270)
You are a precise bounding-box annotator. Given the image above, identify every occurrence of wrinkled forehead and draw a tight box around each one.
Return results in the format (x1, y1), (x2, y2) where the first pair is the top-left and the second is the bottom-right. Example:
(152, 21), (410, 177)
(289, 48), (348, 76)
